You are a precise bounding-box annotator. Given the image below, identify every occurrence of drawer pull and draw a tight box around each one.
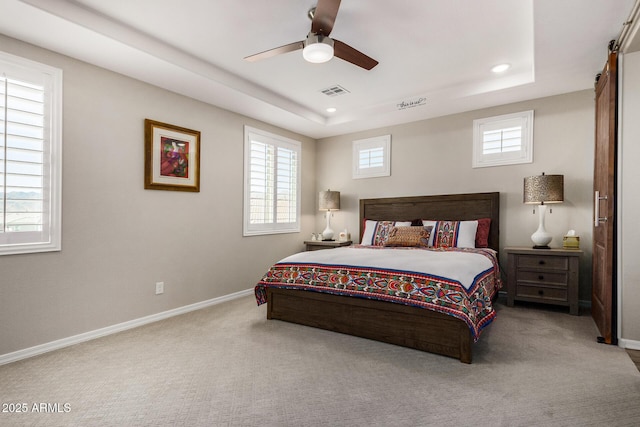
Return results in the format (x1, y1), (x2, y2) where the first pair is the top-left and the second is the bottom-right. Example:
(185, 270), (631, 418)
(538, 275), (544, 280)
(538, 260), (545, 265)
(538, 289), (544, 296)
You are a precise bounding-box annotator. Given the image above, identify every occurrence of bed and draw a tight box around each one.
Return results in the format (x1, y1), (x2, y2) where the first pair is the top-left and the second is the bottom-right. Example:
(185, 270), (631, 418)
(255, 192), (500, 363)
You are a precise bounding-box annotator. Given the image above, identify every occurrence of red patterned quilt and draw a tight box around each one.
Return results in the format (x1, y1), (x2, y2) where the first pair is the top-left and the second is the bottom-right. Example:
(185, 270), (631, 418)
(255, 246), (501, 341)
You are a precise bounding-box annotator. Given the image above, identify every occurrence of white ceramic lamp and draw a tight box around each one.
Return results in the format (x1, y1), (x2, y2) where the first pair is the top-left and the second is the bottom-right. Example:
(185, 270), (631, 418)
(319, 190), (340, 241)
(523, 173), (564, 249)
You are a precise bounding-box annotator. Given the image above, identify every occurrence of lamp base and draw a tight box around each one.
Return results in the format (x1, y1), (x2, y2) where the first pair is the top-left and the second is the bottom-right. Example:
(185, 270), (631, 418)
(322, 211), (334, 241)
(530, 205), (553, 249)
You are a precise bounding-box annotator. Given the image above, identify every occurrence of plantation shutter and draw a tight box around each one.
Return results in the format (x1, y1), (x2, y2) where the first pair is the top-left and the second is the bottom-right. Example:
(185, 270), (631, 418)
(244, 126), (300, 235)
(0, 52), (62, 255)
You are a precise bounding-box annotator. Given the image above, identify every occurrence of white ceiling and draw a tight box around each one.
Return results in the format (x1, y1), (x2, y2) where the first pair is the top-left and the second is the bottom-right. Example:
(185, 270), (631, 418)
(0, 0), (635, 139)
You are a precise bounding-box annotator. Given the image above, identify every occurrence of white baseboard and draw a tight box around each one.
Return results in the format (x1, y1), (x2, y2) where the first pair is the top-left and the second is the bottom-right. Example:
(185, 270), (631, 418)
(619, 338), (640, 350)
(0, 288), (254, 366)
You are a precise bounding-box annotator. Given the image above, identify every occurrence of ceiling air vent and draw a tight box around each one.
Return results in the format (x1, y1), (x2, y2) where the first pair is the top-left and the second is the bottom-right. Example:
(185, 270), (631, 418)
(321, 85), (350, 97)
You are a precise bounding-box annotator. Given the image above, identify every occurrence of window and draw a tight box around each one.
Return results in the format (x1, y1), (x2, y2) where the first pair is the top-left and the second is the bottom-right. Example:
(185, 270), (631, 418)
(243, 126), (301, 236)
(0, 52), (62, 255)
(359, 147), (384, 169)
(352, 135), (391, 179)
(472, 110), (533, 168)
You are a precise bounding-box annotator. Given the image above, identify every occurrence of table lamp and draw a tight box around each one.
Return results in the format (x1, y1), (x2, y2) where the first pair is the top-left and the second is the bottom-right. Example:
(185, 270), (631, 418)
(523, 173), (564, 249)
(319, 190), (340, 241)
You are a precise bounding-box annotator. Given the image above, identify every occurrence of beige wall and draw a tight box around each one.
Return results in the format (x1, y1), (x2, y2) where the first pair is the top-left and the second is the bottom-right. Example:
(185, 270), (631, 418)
(0, 35), (316, 356)
(3, 32), (638, 358)
(315, 91), (596, 301)
(620, 50), (640, 343)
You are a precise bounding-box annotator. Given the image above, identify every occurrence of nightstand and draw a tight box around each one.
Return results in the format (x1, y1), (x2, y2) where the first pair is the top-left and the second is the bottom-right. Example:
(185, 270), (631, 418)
(304, 240), (352, 251)
(505, 247), (582, 315)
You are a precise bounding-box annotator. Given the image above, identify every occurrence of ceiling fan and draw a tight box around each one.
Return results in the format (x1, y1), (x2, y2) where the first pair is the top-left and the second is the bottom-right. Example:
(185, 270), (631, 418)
(244, 0), (378, 70)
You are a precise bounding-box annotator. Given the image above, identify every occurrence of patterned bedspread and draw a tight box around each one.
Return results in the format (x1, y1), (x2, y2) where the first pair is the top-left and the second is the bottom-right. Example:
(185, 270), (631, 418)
(255, 246), (502, 341)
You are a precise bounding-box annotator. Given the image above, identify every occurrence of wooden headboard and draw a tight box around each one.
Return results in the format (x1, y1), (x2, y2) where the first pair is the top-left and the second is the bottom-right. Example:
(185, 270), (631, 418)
(359, 192), (500, 251)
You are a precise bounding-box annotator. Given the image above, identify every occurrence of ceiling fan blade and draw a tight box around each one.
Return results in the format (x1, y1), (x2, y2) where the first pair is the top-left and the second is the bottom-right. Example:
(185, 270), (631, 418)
(333, 40), (379, 70)
(244, 41), (304, 62)
(311, 0), (341, 36)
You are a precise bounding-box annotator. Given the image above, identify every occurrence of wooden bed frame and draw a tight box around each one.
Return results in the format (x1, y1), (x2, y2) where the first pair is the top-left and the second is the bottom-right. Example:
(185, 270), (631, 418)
(266, 192), (500, 363)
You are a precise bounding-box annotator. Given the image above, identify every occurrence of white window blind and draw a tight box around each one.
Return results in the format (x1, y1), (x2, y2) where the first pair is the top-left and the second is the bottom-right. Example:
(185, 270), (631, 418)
(244, 126), (301, 236)
(482, 126), (522, 154)
(472, 110), (533, 168)
(0, 52), (62, 255)
(359, 147), (384, 169)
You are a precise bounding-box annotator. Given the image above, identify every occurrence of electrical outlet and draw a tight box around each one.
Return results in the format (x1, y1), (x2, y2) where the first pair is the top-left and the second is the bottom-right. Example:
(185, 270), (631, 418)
(155, 281), (164, 295)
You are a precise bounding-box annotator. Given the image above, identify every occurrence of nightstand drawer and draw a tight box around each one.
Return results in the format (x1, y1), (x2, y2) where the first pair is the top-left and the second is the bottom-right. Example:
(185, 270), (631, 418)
(517, 270), (568, 286)
(516, 284), (568, 302)
(516, 255), (568, 271)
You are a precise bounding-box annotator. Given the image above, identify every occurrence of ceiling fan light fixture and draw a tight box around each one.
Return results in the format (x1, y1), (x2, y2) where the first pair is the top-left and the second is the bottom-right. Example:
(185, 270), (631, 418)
(303, 33), (334, 63)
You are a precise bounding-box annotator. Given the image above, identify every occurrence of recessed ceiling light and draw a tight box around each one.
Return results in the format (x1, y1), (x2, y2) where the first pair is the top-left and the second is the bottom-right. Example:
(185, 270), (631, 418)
(491, 63), (511, 73)
(326, 107), (337, 113)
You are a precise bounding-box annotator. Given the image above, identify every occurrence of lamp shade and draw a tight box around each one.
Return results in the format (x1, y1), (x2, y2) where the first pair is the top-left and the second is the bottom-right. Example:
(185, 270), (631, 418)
(523, 173), (564, 205)
(319, 190), (340, 211)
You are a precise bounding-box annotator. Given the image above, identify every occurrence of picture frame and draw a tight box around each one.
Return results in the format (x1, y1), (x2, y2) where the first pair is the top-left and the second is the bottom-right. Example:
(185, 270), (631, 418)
(144, 119), (201, 192)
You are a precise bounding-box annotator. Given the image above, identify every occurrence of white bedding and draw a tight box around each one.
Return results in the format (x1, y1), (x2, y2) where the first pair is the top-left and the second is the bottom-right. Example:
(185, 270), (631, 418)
(279, 246), (496, 292)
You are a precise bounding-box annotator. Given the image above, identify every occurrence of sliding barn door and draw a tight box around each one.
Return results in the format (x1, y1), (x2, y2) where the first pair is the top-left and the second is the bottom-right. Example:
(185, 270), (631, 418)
(592, 50), (617, 344)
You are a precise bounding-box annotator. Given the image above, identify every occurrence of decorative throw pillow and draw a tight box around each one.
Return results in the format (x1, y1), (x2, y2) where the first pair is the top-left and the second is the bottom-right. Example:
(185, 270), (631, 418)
(384, 226), (433, 247)
(475, 218), (492, 248)
(421, 220), (437, 245)
(424, 220), (479, 248)
(361, 220), (412, 246)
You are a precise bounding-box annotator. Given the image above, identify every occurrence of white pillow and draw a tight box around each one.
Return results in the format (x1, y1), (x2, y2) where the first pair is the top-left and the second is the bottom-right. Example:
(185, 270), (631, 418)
(456, 220), (479, 248)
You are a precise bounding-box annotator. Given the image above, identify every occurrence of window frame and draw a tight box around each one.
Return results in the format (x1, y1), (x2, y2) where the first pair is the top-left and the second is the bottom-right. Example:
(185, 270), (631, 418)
(472, 110), (534, 168)
(243, 126), (301, 236)
(352, 134), (391, 179)
(0, 51), (63, 256)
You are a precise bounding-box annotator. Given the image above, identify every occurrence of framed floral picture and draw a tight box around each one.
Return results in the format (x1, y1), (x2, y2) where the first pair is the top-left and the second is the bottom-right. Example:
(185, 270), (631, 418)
(144, 119), (200, 192)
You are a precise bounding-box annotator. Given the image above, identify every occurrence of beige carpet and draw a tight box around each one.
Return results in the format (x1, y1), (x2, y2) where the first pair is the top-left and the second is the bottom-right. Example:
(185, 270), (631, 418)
(1, 295), (639, 426)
